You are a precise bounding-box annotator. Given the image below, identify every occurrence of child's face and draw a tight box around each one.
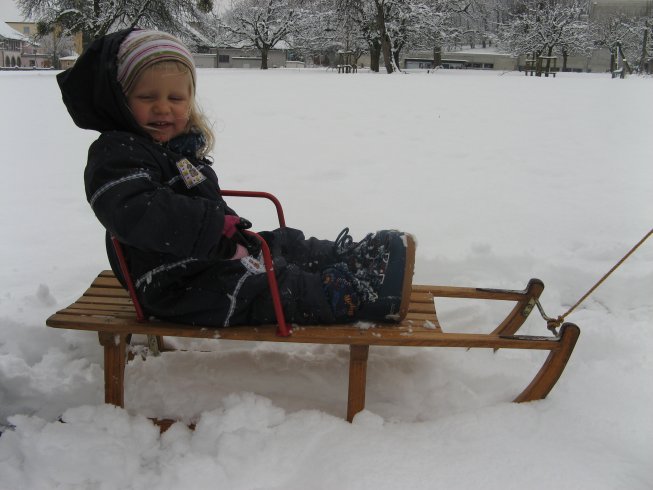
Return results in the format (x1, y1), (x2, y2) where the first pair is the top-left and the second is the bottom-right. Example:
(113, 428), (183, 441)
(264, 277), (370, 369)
(127, 65), (192, 143)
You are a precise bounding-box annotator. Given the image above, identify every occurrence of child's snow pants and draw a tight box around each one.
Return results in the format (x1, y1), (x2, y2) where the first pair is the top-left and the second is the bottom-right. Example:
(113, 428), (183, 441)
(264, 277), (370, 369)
(137, 227), (341, 326)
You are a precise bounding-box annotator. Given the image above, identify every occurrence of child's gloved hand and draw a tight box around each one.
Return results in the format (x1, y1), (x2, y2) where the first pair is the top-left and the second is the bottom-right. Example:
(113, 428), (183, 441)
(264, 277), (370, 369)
(222, 215), (241, 238)
(223, 215), (253, 238)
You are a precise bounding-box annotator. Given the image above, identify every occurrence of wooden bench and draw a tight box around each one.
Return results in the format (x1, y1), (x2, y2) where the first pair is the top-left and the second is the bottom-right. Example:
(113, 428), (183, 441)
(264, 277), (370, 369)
(46, 270), (580, 430)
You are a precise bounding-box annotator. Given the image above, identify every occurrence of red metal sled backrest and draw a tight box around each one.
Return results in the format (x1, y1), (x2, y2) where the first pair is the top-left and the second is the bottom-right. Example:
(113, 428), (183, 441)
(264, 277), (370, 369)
(111, 190), (292, 337)
(220, 190), (286, 228)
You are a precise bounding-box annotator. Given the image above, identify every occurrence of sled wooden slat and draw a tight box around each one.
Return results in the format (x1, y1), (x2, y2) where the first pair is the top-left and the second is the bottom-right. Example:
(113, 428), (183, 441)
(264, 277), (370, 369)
(85, 286), (130, 298)
(46, 270), (579, 428)
(91, 276), (126, 288)
(75, 295), (134, 306)
(67, 303), (137, 313)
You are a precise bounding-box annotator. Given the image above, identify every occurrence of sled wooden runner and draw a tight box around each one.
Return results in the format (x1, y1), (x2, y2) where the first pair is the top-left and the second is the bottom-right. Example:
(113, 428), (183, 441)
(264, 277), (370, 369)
(46, 270), (580, 430)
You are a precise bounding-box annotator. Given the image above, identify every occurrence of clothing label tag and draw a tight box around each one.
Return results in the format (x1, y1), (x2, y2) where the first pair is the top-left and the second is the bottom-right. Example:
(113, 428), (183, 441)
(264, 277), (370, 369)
(176, 158), (207, 189)
(241, 253), (266, 274)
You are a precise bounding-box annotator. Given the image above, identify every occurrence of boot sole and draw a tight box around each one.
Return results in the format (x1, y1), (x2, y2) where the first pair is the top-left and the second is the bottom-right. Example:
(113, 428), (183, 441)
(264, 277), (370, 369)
(397, 233), (416, 322)
(356, 231), (416, 323)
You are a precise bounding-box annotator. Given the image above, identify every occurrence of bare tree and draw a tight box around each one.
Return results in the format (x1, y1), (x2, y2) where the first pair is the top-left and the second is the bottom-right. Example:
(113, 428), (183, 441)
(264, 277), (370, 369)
(411, 0), (472, 67)
(335, 0), (417, 73)
(591, 11), (641, 74)
(219, 0), (301, 68)
(637, 15), (652, 73)
(334, 0), (382, 70)
(498, 0), (591, 73)
(286, 0), (344, 65)
(33, 26), (76, 68)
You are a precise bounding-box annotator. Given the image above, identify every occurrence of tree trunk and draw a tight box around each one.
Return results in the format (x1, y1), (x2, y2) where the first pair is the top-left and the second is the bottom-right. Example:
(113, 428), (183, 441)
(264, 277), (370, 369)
(619, 44), (632, 76)
(381, 36), (393, 73)
(374, 0), (394, 73)
(639, 25), (649, 74)
(433, 45), (442, 68)
(393, 45), (401, 71)
(370, 43), (380, 72)
(260, 47), (269, 69)
(562, 49), (568, 71)
(544, 46), (553, 76)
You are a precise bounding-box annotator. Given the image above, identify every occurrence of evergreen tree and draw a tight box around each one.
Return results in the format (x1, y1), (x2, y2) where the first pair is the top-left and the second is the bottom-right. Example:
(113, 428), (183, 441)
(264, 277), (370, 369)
(17, 0), (213, 49)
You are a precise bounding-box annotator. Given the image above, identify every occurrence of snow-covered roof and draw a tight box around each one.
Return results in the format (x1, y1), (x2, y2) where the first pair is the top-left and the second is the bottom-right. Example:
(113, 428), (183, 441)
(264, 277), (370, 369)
(0, 22), (28, 41)
(219, 39), (290, 50)
(449, 47), (514, 57)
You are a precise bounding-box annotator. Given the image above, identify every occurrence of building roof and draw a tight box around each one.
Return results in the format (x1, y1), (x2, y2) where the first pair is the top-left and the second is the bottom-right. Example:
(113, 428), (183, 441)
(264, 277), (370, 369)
(1, 22), (28, 41)
(220, 39), (290, 50)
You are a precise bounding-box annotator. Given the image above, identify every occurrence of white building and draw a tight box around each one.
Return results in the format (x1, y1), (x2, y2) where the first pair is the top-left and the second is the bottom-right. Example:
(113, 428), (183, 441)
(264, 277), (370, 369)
(0, 22), (27, 68)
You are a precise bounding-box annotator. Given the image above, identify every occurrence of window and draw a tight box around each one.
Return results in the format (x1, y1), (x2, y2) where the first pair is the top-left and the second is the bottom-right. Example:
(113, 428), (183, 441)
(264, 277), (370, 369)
(218, 55), (229, 64)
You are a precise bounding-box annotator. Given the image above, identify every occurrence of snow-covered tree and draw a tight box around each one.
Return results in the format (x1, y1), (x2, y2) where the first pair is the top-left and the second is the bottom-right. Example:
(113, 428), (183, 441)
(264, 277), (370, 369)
(498, 0), (591, 72)
(220, 0), (301, 69)
(333, 0), (382, 70)
(334, 0), (420, 73)
(17, 0), (213, 48)
(33, 25), (76, 68)
(298, 0), (478, 73)
(636, 15), (652, 73)
(289, 0), (347, 65)
(591, 11), (641, 74)
(411, 0), (471, 67)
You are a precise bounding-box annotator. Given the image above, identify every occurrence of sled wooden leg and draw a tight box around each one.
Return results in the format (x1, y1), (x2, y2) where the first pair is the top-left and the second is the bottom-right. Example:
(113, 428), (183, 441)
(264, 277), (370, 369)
(347, 345), (369, 422)
(513, 323), (580, 403)
(98, 331), (127, 408)
(156, 335), (165, 352)
(145, 335), (165, 356)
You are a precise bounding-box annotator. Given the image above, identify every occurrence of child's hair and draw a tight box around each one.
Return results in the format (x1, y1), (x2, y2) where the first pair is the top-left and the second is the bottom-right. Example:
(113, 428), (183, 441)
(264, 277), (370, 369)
(117, 29), (215, 158)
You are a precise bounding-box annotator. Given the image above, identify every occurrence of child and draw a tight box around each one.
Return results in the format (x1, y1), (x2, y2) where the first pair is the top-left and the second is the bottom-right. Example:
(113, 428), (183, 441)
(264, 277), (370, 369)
(57, 29), (415, 327)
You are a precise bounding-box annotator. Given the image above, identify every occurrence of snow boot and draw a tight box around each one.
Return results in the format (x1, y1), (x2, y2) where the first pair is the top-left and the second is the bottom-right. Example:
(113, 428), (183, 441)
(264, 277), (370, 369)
(335, 229), (416, 323)
(322, 266), (361, 322)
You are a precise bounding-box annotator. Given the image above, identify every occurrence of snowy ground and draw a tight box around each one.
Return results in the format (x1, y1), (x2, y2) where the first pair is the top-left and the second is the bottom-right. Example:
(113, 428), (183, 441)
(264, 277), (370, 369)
(0, 68), (651, 489)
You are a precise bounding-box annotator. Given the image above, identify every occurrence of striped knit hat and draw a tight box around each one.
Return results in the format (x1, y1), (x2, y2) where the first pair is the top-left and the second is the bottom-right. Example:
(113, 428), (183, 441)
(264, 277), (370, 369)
(117, 29), (196, 94)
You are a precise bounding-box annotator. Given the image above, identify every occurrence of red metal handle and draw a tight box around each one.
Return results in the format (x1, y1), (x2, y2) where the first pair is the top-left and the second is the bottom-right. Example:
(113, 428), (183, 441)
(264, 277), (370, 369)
(243, 230), (292, 337)
(111, 190), (291, 336)
(111, 237), (147, 322)
(221, 190), (286, 228)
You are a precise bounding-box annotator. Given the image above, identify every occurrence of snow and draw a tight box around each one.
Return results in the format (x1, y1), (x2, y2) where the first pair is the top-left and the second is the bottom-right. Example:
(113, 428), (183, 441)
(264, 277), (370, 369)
(1, 68), (652, 489)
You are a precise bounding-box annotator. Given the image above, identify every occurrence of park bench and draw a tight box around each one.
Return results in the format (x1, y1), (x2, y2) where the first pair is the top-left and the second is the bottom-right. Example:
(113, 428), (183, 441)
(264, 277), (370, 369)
(46, 191), (580, 430)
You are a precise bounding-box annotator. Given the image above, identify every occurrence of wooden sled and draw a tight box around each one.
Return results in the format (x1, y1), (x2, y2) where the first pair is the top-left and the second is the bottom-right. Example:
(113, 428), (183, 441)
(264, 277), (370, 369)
(45, 191), (580, 430)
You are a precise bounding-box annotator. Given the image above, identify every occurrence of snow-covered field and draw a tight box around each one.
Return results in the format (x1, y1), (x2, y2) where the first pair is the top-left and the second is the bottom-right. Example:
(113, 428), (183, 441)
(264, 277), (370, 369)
(0, 68), (651, 489)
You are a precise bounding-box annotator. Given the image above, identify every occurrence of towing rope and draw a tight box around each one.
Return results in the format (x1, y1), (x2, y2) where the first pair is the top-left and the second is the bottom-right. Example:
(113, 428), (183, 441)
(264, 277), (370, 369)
(543, 228), (652, 333)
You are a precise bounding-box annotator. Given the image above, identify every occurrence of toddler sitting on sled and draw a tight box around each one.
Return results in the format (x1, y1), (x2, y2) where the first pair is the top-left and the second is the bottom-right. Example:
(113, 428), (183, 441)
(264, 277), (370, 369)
(57, 29), (414, 327)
